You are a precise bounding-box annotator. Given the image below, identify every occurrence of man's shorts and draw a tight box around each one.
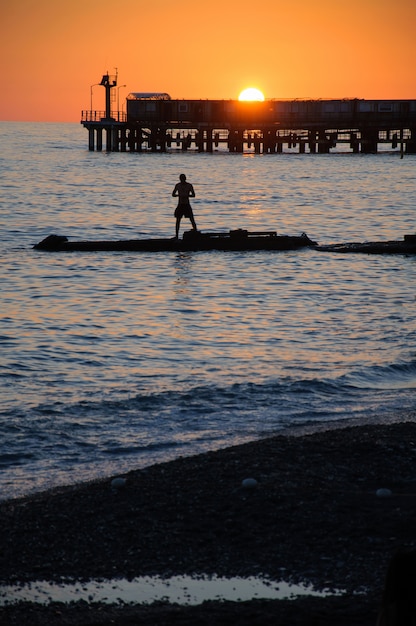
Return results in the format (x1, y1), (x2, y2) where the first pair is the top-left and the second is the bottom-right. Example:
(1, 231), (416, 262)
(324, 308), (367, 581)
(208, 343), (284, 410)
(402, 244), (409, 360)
(174, 205), (192, 219)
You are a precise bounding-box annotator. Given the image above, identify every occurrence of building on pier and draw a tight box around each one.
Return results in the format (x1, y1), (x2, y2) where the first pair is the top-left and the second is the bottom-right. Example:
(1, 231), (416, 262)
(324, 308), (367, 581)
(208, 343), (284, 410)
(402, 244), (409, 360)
(81, 77), (416, 154)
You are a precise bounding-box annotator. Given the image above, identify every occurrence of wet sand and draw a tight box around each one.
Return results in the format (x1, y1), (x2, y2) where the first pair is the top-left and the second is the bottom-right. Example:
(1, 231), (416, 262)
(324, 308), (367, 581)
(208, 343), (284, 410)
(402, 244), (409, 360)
(1, 420), (416, 624)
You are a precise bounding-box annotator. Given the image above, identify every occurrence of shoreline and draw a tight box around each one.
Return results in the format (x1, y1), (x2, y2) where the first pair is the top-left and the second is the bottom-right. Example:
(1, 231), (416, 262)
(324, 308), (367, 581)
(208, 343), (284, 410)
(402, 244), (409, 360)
(5, 408), (416, 505)
(2, 418), (416, 624)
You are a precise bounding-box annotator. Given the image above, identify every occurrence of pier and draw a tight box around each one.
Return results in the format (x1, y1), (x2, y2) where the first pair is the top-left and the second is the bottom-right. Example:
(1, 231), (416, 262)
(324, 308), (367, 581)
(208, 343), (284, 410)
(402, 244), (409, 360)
(81, 75), (416, 154)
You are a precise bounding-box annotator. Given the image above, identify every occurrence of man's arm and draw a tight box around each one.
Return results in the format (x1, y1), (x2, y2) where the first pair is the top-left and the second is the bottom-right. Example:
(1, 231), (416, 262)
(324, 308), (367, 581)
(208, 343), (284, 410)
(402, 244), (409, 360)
(172, 184), (178, 197)
(189, 184), (195, 198)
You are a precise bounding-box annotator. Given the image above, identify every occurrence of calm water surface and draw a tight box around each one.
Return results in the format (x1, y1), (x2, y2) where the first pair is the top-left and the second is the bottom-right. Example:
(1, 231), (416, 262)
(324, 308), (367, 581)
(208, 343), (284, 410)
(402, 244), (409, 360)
(1, 122), (415, 499)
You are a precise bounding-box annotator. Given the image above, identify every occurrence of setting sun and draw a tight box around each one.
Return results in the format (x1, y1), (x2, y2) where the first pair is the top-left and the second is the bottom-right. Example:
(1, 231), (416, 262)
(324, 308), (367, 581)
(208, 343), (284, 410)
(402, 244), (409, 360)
(238, 87), (264, 102)
(238, 88), (265, 102)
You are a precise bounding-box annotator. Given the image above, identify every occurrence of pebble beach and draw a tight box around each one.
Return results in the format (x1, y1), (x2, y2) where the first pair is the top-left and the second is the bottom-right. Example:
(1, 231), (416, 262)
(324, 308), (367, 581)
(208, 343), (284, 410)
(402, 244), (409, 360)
(2, 419), (416, 624)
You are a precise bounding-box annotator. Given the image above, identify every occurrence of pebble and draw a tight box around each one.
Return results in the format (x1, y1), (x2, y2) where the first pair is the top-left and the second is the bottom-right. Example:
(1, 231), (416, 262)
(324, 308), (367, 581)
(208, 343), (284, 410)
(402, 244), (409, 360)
(241, 478), (258, 489)
(376, 488), (393, 498)
(111, 477), (127, 491)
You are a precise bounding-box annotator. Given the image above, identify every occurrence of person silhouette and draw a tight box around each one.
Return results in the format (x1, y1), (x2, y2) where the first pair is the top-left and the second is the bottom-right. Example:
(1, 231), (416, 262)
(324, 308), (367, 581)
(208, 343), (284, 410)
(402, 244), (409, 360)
(172, 174), (197, 238)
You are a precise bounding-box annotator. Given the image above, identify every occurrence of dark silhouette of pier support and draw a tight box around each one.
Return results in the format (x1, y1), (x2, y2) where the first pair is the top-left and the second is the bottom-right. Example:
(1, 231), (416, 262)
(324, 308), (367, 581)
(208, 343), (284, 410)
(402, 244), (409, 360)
(361, 129), (379, 153)
(82, 120), (416, 155)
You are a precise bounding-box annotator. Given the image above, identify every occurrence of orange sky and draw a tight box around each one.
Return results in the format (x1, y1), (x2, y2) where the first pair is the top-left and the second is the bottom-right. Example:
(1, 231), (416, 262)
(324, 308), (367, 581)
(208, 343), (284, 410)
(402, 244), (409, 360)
(1, 0), (416, 122)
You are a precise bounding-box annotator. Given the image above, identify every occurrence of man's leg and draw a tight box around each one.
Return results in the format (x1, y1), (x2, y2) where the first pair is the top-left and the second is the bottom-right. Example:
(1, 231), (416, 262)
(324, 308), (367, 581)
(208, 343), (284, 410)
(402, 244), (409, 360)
(189, 211), (197, 231)
(175, 215), (181, 238)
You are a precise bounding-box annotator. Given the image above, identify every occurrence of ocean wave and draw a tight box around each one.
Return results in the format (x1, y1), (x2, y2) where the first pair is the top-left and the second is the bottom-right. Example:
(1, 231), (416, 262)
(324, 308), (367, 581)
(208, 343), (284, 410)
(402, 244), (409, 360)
(3, 358), (414, 428)
(344, 359), (416, 390)
(1, 362), (415, 500)
(19, 358), (414, 428)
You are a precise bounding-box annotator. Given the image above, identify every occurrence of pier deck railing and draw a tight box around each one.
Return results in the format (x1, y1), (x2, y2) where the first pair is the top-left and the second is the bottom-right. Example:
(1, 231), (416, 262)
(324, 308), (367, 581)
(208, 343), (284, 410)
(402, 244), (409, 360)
(81, 111), (127, 123)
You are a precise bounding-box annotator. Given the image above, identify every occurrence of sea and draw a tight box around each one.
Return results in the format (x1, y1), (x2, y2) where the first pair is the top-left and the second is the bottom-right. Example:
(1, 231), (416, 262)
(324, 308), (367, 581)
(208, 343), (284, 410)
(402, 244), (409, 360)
(1, 121), (415, 502)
